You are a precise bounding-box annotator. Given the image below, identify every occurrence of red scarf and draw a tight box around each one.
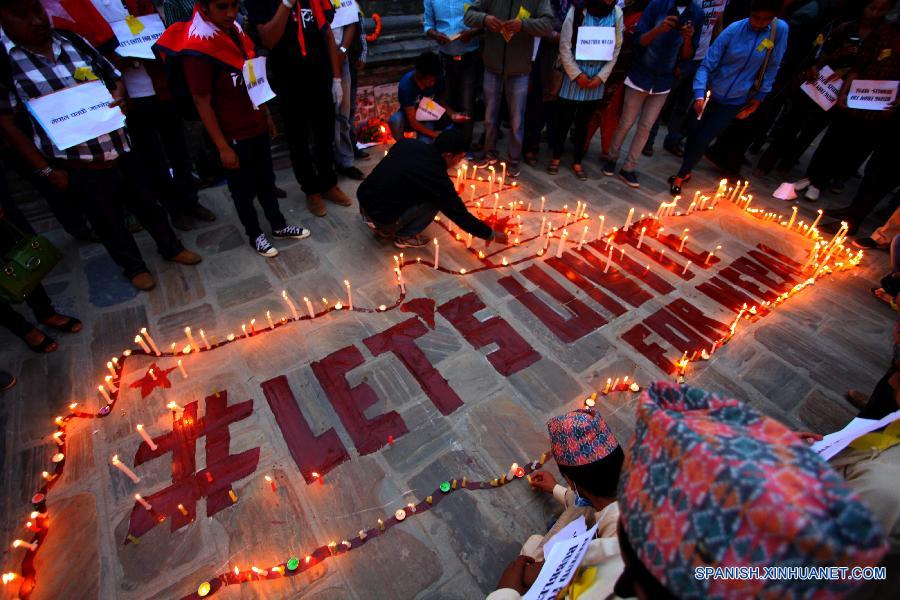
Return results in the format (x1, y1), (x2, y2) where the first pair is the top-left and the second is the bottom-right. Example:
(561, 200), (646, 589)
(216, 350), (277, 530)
(40, 0), (115, 49)
(154, 7), (255, 71)
(294, 0), (332, 57)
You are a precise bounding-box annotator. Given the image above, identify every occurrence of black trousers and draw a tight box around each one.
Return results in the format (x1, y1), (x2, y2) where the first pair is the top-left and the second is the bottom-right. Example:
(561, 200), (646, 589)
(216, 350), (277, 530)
(67, 156), (182, 278)
(440, 51), (479, 143)
(225, 133), (286, 240)
(840, 125), (900, 227)
(273, 63), (338, 196)
(126, 96), (199, 217)
(806, 113), (880, 191)
(553, 98), (600, 163)
(756, 90), (831, 174)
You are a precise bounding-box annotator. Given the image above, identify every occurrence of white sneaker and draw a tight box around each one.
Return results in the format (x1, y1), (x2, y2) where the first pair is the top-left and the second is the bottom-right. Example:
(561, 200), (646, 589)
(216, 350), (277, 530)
(254, 234), (279, 257)
(804, 185), (820, 201)
(793, 178), (810, 192)
(273, 225), (311, 240)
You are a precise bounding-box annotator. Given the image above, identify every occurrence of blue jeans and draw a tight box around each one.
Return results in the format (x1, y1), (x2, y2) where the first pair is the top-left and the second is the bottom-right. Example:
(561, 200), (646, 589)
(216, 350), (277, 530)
(367, 203), (439, 237)
(647, 59), (700, 147)
(677, 100), (742, 178)
(388, 110), (439, 144)
(482, 70), (529, 164)
(441, 52), (478, 143)
(334, 59), (354, 168)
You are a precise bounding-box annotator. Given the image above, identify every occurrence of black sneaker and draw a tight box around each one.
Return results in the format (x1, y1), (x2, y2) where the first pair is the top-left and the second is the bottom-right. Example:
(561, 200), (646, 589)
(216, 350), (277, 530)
(354, 149), (371, 160)
(273, 225), (311, 240)
(474, 155), (497, 169)
(852, 237), (888, 250)
(0, 371), (15, 391)
(337, 166), (366, 181)
(601, 160), (616, 176)
(254, 234), (279, 257)
(618, 170), (640, 188)
(393, 234), (430, 249)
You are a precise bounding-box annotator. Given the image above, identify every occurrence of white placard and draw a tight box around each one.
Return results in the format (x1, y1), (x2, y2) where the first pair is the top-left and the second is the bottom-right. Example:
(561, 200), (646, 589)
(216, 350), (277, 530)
(26, 80), (125, 151)
(541, 515), (586, 559)
(575, 26), (615, 61)
(800, 65), (842, 111)
(846, 79), (898, 111)
(415, 97), (445, 122)
(532, 37), (541, 61)
(524, 523), (599, 600)
(810, 410), (900, 461)
(331, 0), (360, 29)
(242, 57), (276, 109)
(111, 15), (165, 60)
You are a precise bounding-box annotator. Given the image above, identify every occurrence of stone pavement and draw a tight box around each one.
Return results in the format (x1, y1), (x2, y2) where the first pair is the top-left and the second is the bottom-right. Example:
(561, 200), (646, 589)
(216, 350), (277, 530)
(0, 138), (894, 600)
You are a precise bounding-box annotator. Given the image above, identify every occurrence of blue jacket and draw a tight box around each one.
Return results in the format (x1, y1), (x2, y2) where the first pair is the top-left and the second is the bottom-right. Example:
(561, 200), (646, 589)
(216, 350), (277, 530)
(627, 0), (703, 93)
(693, 18), (790, 105)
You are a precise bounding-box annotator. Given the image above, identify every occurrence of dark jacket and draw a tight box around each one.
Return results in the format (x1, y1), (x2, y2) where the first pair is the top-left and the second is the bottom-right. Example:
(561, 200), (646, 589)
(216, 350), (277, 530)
(464, 0), (555, 76)
(357, 140), (493, 239)
(627, 0), (703, 92)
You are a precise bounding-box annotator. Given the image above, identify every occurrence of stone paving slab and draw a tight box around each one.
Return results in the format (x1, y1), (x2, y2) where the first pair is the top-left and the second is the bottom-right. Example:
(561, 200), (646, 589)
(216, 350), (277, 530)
(0, 136), (895, 600)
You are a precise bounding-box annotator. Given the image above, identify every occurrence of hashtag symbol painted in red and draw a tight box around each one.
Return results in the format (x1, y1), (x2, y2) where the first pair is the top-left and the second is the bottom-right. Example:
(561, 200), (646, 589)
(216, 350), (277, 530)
(125, 391), (260, 540)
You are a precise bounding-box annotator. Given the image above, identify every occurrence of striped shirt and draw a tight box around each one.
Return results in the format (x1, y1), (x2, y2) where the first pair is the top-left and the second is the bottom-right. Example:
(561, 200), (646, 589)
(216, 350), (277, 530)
(558, 8), (622, 102)
(0, 30), (129, 163)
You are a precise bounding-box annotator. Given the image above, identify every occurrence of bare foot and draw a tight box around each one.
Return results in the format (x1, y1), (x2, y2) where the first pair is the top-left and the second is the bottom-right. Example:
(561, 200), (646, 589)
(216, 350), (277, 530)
(874, 288), (894, 306)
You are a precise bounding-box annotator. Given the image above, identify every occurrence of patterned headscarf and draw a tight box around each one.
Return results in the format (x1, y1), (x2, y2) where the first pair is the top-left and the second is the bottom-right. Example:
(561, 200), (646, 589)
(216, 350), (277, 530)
(618, 381), (888, 599)
(547, 409), (620, 467)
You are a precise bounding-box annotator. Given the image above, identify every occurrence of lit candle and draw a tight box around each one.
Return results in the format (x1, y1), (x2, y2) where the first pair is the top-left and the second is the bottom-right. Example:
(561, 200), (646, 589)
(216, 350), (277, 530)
(281, 291), (299, 320)
(682, 260), (692, 275)
(177, 359), (188, 379)
(139, 328), (161, 356)
(492, 192), (499, 215)
(134, 335), (152, 355)
(166, 401), (183, 417)
(487, 174), (493, 196)
(596, 215), (605, 240)
(98, 385), (112, 404)
(636, 226), (646, 249)
(266, 310), (275, 330)
(809, 209), (823, 237)
(303, 297), (315, 319)
(199, 329), (210, 350)
(12, 540), (37, 552)
(105, 375), (116, 391)
(577, 225), (588, 250)
(678, 235), (688, 253)
(184, 327), (197, 352)
(136, 424), (158, 450)
(344, 280), (353, 310)
(466, 233), (473, 249)
(501, 161), (507, 181)
(603, 378), (612, 394)
(705, 245), (721, 265)
(604, 246), (613, 273)
(265, 475), (277, 493)
(134, 493), (152, 511)
(506, 463), (519, 481)
(177, 503), (189, 517)
(111, 454), (140, 483)
(106, 361), (117, 378)
(540, 196), (545, 213)
(433, 239), (439, 270)
(469, 184), (476, 204)
(395, 268), (405, 294)
(556, 228), (567, 258)
(563, 206), (571, 228)
(539, 216), (546, 237)
(786, 206), (798, 230)
(378, 518), (385, 531)
(623, 208), (634, 231)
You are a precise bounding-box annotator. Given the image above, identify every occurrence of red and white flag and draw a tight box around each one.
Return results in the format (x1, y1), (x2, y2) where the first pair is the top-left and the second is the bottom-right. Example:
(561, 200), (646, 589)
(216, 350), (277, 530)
(153, 8), (255, 70)
(40, 0), (115, 48)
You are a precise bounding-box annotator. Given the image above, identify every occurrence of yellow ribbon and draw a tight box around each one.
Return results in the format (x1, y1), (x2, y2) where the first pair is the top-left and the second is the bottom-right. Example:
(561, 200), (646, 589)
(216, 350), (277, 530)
(757, 38), (774, 52)
(125, 14), (145, 36)
(246, 59), (257, 86)
(73, 67), (97, 82)
(332, 0), (341, 9)
(849, 421), (900, 453)
(517, 6), (531, 20)
(878, 48), (892, 61)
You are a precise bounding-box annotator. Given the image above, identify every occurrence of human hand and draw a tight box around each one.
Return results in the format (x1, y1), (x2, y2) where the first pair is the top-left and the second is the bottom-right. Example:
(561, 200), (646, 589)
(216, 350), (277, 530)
(47, 168), (69, 191)
(795, 430), (823, 444)
(501, 19), (523, 36)
(434, 32), (452, 45)
(693, 98), (705, 116)
(355, 58), (366, 70)
(219, 146), (240, 170)
(680, 22), (694, 40)
(575, 73), (591, 89)
(805, 66), (820, 83)
(587, 75), (604, 89)
(484, 15), (503, 33)
(529, 470), (557, 493)
(735, 98), (760, 120)
(451, 112), (471, 122)
(659, 16), (679, 32)
(332, 78), (343, 107)
(496, 555), (535, 593)
(459, 29), (480, 43)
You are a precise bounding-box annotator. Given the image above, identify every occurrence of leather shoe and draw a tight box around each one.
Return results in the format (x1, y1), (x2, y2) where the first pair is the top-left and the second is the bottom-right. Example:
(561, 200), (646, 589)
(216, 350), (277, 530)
(307, 194), (327, 217)
(172, 214), (193, 231)
(323, 186), (353, 206)
(131, 272), (156, 291)
(168, 249), (202, 265)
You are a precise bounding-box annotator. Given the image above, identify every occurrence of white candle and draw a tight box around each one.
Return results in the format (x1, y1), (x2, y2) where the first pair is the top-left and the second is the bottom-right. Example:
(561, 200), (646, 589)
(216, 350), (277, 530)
(134, 335), (151, 355)
(787, 206), (797, 230)
(501, 161), (507, 181)
(604, 246), (613, 273)
(112, 454), (140, 483)
(466, 233), (472, 249)
(596, 215), (605, 240)
(540, 196), (545, 213)
(136, 424), (158, 451)
(282, 290), (299, 320)
(705, 245), (721, 265)
(104, 375), (116, 392)
(344, 280), (353, 310)
(578, 225), (588, 250)
(678, 235), (688, 253)
(303, 297), (315, 319)
(266, 310), (275, 330)
(184, 327), (196, 352)
(469, 184), (476, 204)
(139, 328), (161, 356)
(506, 462), (519, 481)
(808, 209), (823, 237)
(637, 226), (646, 249)
(177, 359), (188, 379)
(487, 174), (493, 196)
(107, 361), (117, 378)
(682, 260), (692, 275)
(492, 193), (499, 215)
(395, 268), (405, 294)
(556, 229), (567, 258)
(199, 329), (211, 350)
(98, 385), (111, 404)
(623, 208), (634, 231)
(433, 239), (440, 270)
(12, 540), (37, 552)
(539, 216), (546, 237)
(134, 493), (152, 511)
(148, 368), (157, 381)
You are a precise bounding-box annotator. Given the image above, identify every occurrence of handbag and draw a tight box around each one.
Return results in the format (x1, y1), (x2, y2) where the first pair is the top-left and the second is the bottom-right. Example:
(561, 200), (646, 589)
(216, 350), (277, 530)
(0, 214), (61, 304)
(748, 21), (778, 101)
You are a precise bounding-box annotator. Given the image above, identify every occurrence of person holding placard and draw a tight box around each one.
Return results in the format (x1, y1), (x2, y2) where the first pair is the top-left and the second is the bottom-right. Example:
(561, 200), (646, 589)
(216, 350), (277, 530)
(601, 0), (700, 188)
(330, 0), (364, 180)
(668, 0), (787, 196)
(157, 0), (311, 258)
(0, 0), (201, 291)
(548, 0), (623, 180)
(387, 51), (466, 143)
(465, 0), (555, 178)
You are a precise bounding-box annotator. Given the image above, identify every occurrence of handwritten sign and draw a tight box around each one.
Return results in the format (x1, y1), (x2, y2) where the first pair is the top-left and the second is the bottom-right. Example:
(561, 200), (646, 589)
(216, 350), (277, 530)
(242, 57), (276, 109)
(800, 65), (842, 111)
(26, 80), (125, 151)
(846, 79), (898, 111)
(575, 27), (616, 61)
(331, 0), (360, 29)
(111, 14), (165, 60)
(416, 97), (445, 122)
(524, 523), (599, 600)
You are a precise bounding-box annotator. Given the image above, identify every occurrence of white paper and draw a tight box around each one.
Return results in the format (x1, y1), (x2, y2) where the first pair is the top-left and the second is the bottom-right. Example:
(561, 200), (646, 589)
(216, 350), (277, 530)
(111, 15), (165, 60)
(524, 523), (599, 600)
(415, 97), (445, 122)
(542, 515), (586, 559)
(331, 0), (360, 29)
(26, 80), (125, 151)
(811, 410), (900, 461)
(242, 57), (276, 109)
(800, 66), (842, 111)
(575, 27), (616, 61)
(532, 37), (540, 61)
(122, 64), (156, 99)
(88, 0), (128, 23)
(846, 79), (898, 111)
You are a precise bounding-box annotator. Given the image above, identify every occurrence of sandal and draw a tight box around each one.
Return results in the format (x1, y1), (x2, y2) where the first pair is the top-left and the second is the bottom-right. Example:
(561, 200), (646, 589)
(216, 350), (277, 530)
(39, 314), (83, 333)
(547, 160), (560, 175)
(23, 331), (58, 354)
(572, 165), (588, 181)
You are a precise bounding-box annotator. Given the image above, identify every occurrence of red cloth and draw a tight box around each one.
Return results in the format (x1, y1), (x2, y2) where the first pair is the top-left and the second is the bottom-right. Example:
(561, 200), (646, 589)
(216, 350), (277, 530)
(154, 7), (255, 71)
(40, 0), (115, 48)
(293, 0), (332, 57)
(182, 55), (267, 142)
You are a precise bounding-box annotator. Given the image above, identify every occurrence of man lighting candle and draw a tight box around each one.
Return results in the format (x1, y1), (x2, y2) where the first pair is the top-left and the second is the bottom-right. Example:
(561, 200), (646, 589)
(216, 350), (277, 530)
(357, 130), (509, 249)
